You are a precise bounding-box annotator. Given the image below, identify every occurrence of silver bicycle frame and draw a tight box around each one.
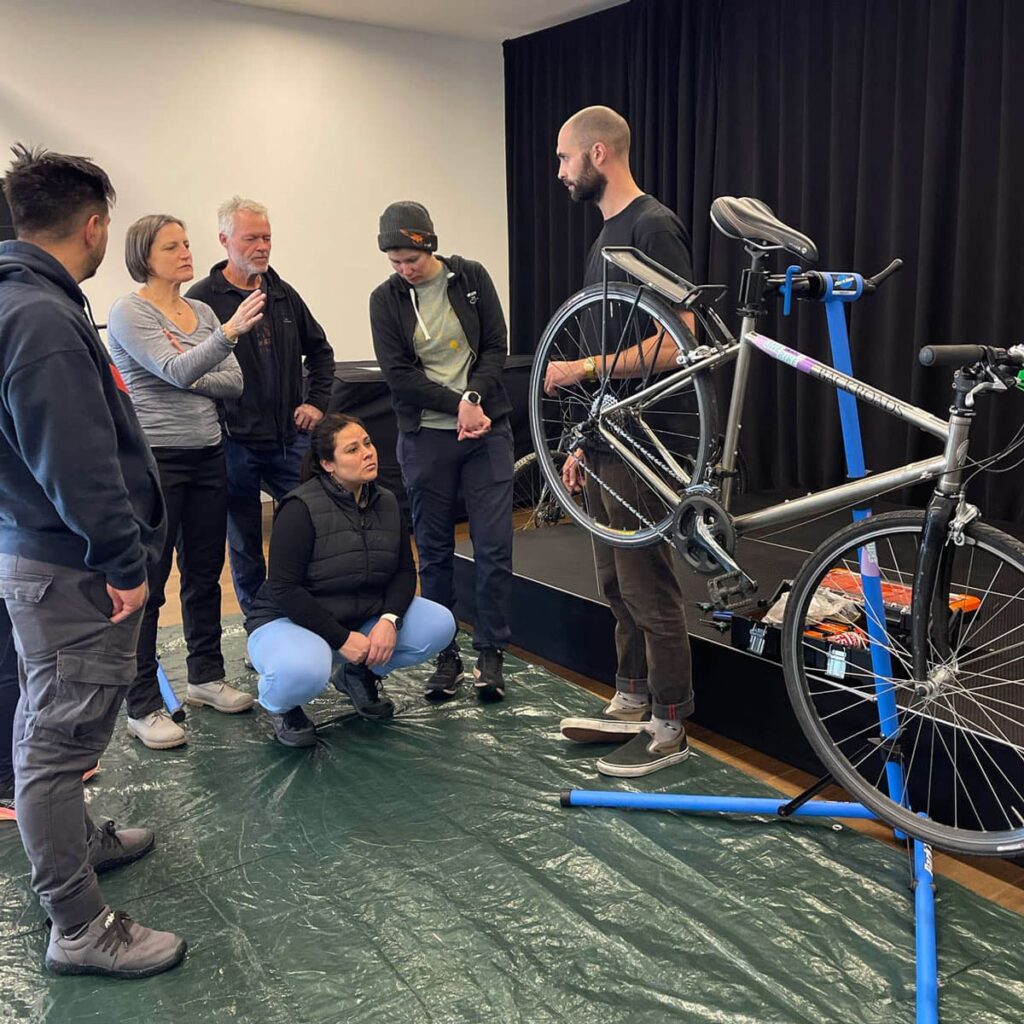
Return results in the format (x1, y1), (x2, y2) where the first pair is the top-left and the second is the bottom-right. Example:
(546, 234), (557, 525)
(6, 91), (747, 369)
(595, 325), (955, 535)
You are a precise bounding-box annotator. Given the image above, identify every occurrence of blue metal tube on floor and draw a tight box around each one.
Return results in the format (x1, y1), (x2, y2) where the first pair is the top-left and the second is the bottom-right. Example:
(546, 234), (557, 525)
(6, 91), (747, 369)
(914, 839), (938, 1024)
(560, 790), (878, 819)
(156, 662), (186, 723)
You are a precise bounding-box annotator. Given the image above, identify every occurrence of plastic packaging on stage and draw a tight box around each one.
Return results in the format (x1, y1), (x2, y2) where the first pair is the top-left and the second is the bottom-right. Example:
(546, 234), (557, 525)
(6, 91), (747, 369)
(0, 621), (1021, 1023)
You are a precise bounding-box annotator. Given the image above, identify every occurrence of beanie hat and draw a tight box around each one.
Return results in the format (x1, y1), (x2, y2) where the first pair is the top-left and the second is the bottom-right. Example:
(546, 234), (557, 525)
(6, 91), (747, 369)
(377, 201), (437, 252)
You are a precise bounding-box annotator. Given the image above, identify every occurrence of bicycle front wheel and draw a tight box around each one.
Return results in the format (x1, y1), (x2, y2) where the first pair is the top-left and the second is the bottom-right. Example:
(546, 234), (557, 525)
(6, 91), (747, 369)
(528, 282), (718, 548)
(781, 510), (1024, 855)
(511, 450), (581, 530)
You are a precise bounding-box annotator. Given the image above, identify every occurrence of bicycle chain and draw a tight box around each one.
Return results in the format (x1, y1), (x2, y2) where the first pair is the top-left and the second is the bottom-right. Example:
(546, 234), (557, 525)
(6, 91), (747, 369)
(601, 413), (689, 488)
(581, 462), (669, 539)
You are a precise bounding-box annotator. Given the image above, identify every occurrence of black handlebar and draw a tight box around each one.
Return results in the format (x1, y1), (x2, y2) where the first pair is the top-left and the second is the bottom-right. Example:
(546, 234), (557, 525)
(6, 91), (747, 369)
(919, 344), (1024, 369)
(918, 345), (991, 367)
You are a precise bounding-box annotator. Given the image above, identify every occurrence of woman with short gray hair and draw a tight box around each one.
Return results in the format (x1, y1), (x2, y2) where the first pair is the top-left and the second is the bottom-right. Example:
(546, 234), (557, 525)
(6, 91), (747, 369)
(107, 214), (264, 750)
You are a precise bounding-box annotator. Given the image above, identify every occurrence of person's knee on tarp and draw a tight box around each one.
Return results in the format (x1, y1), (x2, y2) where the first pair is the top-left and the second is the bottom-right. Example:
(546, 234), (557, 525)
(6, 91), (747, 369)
(244, 413), (455, 747)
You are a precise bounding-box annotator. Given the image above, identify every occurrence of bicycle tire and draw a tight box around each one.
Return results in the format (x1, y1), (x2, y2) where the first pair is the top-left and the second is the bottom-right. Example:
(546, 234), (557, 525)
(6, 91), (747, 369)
(528, 282), (719, 548)
(511, 450), (580, 530)
(781, 510), (1024, 855)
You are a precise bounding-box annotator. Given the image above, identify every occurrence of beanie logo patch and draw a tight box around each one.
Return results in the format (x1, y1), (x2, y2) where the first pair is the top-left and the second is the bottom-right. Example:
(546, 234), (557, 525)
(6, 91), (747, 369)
(401, 229), (427, 244)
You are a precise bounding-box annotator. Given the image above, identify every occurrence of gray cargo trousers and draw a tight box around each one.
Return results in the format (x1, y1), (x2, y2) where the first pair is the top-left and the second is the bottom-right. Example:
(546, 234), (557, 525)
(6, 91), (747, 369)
(0, 553), (143, 930)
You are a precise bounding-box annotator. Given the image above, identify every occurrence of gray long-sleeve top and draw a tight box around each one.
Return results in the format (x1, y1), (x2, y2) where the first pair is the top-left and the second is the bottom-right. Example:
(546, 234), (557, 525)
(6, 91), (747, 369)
(107, 293), (243, 448)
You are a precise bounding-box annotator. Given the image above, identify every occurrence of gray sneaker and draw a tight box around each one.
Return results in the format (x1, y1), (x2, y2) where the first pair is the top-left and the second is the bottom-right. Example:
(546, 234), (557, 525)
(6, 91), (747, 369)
(268, 706), (317, 747)
(45, 907), (186, 979)
(87, 820), (155, 875)
(596, 729), (690, 778)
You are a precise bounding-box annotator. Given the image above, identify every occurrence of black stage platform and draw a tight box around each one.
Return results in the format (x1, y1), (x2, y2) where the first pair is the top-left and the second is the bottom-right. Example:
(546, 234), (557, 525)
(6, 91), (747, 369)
(454, 493), (1024, 779)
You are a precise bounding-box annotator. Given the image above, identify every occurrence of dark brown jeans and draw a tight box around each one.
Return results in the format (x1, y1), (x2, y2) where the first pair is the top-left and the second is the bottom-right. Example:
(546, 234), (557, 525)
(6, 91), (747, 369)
(585, 450), (694, 721)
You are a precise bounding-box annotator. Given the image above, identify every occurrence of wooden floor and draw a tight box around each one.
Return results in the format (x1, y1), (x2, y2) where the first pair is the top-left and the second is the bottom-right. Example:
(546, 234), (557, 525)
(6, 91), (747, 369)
(162, 509), (1024, 915)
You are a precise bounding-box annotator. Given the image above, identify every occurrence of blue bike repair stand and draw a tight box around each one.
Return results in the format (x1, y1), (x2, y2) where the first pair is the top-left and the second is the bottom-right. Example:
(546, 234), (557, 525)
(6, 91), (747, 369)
(561, 270), (939, 1024)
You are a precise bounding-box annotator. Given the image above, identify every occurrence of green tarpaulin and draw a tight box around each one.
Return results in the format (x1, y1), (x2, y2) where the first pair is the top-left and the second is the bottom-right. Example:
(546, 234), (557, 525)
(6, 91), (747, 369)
(1, 622), (1021, 1023)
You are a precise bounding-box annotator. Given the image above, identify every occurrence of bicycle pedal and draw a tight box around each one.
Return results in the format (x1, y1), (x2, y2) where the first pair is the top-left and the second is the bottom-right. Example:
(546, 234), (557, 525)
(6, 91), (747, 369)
(708, 571), (759, 610)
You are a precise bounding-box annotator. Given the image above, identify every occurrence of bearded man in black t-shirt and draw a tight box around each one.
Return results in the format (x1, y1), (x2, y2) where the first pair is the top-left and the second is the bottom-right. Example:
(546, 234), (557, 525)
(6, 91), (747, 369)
(545, 105), (696, 778)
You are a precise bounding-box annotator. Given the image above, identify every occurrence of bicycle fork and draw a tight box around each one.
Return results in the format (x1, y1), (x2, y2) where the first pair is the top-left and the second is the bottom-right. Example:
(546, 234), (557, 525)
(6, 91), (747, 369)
(863, 409), (972, 815)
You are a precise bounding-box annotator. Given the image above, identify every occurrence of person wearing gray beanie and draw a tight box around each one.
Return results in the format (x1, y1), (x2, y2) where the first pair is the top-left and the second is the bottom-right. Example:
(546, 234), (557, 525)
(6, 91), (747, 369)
(369, 202), (514, 703)
(377, 201), (437, 253)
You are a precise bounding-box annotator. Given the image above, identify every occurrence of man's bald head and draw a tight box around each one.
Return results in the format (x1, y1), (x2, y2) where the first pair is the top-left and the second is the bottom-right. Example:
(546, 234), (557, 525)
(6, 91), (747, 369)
(560, 106), (631, 158)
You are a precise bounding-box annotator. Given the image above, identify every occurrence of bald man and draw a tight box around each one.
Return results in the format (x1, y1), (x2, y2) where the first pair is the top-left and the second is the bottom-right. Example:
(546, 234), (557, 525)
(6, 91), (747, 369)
(547, 106), (696, 778)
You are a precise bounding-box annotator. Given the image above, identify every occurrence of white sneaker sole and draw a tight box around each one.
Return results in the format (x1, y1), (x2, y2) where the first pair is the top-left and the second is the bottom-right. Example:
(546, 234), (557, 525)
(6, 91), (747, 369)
(596, 747), (691, 778)
(559, 717), (648, 743)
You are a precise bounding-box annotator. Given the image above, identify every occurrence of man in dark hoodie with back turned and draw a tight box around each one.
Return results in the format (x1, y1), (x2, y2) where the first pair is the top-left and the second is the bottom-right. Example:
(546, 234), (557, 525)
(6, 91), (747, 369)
(370, 203), (513, 701)
(0, 144), (185, 979)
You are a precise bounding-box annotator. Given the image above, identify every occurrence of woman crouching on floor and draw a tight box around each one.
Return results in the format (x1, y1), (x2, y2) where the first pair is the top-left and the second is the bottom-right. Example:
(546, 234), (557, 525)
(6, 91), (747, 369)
(244, 413), (456, 746)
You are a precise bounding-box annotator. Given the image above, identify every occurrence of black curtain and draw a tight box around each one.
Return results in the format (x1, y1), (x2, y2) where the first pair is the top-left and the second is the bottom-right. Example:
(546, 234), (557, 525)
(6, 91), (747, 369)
(504, 0), (1024, 519)
(0, 192), (13, 242)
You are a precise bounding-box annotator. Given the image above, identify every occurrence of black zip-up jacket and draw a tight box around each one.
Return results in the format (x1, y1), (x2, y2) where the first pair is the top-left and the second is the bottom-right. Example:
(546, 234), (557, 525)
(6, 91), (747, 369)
(369, 254), (511, 432)
(187, 262), (335, 446)
(245, 476), (415, 648)
(0, 241), (166, 588)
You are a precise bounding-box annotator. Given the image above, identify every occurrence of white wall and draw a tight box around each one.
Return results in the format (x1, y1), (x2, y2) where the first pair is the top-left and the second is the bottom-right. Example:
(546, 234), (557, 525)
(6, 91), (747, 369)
(0, 0), (508, 358)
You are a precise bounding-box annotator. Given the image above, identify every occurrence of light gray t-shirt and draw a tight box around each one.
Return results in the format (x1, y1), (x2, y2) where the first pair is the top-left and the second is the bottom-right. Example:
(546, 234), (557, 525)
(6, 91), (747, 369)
(107, 294), (243, 448)
(413, 269), (473, 430)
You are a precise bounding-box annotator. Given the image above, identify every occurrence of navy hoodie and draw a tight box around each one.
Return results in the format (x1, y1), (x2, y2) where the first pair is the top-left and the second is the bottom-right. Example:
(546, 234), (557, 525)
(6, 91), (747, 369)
(0, 241), (165, 588)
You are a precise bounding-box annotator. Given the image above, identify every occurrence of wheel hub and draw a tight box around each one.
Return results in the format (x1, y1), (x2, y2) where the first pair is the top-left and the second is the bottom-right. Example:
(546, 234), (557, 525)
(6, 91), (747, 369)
(916, 662), (958, 698)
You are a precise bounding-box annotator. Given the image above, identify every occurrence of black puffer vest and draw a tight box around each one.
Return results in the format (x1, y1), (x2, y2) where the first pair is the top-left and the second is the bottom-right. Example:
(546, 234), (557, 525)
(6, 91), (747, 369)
(247, 475), (403, 632)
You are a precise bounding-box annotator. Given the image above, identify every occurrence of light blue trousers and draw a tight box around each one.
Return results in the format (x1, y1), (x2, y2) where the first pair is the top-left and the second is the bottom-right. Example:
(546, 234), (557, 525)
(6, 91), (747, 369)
(247, 597), (456, 714)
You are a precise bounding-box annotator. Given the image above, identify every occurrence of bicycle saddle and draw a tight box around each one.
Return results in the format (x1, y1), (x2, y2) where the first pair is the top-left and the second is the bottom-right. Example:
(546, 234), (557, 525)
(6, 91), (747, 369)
(710, 196), (818, 263)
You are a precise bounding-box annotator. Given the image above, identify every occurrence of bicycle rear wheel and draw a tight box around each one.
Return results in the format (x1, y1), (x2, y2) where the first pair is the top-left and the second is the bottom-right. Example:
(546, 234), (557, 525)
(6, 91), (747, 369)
(528, 282), (718, 548)
(781, 510), (1024, 855)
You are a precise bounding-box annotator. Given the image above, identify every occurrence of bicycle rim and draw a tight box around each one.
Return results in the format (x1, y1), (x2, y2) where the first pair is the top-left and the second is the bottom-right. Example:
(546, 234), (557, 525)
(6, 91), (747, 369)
(528, 282), (717, 548)
(782, 510), (1024, 855)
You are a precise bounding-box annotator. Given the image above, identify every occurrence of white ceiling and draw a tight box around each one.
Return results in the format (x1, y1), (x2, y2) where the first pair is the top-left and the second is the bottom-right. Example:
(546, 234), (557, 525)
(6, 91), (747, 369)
(221, 0), (626, 42)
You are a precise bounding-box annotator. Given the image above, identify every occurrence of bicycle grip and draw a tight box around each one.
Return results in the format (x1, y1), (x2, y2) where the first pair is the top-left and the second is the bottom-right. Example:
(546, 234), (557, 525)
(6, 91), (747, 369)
(918, 345), (989, 367)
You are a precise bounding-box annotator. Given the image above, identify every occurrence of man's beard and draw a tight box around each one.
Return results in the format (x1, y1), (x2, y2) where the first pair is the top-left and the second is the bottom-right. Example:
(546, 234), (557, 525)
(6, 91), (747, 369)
(569, 154), (607, 203)
(81, 242), (106, 281)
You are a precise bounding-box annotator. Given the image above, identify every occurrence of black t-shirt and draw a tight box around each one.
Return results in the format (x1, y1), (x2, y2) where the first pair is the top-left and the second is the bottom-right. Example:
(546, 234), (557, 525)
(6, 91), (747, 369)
(584, 194), (694, 289)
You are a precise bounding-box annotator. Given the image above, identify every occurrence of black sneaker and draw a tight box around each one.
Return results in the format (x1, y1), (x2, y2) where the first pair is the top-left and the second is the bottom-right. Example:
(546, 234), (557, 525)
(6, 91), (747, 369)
(473, 648), (506, 702)
(268, 706), (317, 747)
(87, 820), (156, 875)
(333, 664), (395, 720)
(424, 643), (464, 702)
(45, 906), (186, 980)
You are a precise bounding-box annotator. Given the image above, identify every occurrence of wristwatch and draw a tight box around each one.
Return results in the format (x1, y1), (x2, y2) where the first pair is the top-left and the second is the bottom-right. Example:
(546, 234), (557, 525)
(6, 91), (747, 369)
(582, 355), (598, 381)
(381, 612), (403, 630)
(461, 390), (482, 405)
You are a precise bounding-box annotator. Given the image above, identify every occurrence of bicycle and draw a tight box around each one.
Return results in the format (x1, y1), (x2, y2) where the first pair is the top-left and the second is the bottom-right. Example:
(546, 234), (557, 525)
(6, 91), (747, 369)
(529, 196), (1024, 855)
(511, 449), (581, 530)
